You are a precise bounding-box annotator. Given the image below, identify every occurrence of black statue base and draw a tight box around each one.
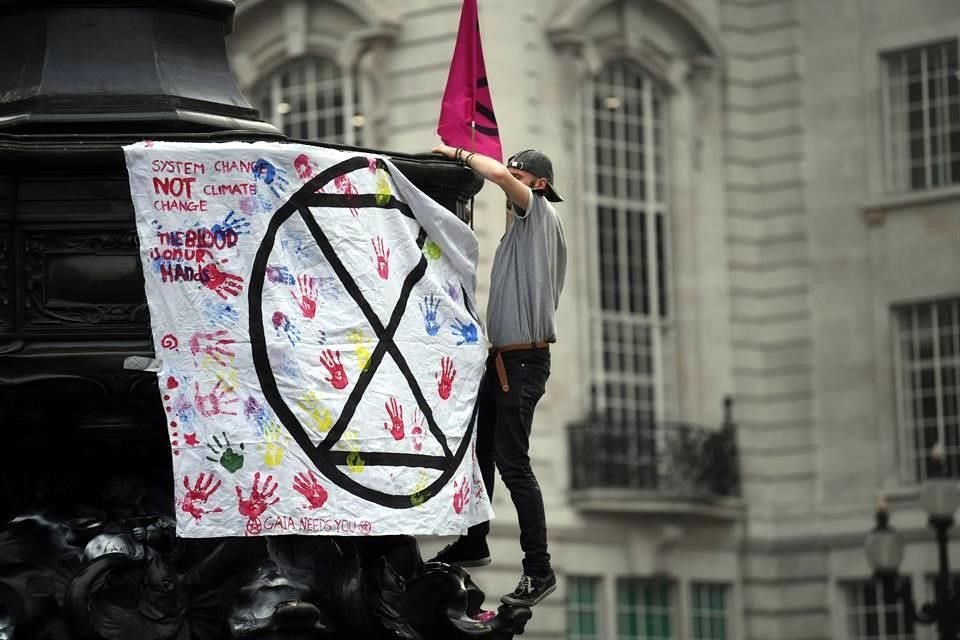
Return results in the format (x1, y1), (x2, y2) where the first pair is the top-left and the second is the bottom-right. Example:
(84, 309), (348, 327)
(0, 513), (531, 640)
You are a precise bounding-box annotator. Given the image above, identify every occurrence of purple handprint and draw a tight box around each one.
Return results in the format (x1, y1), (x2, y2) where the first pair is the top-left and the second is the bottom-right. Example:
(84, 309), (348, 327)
(266, 264), (296, 285)
(445, 279), (461, 302)
(419, 294), (445, 337)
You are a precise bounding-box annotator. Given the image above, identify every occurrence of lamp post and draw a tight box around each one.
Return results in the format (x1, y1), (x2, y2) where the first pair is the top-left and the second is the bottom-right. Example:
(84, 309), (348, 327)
(865, 447), (960, 640)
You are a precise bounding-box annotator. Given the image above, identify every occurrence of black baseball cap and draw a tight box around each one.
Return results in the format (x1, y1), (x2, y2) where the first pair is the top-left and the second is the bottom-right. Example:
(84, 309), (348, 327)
(507, 149), (563, 202)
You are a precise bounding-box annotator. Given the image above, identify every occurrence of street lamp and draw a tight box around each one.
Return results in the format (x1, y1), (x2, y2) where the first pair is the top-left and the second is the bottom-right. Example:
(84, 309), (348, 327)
(864, 447), (960, 640)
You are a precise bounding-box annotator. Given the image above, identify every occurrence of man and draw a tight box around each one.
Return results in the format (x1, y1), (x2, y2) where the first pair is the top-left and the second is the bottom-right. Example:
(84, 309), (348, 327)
(429, 144), (567, 607)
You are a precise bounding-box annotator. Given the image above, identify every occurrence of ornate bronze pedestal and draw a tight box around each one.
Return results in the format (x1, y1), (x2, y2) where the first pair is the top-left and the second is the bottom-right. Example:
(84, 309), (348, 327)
(0, 2), (529, 638)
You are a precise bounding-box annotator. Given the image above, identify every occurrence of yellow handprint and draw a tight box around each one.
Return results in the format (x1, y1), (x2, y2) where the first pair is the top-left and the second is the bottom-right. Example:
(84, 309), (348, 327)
(375, 169), (392, 206)
(410, 473), (430, 507)
(298, 391), (333, 433)
(347, 329), (371, 372)
(262, 420), (288, 467)
(213, 365), (241, 393)
(346, 432), (365, 474)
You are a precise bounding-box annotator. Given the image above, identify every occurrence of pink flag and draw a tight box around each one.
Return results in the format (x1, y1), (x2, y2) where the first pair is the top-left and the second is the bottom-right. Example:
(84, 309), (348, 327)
(437, 0), (502, 162)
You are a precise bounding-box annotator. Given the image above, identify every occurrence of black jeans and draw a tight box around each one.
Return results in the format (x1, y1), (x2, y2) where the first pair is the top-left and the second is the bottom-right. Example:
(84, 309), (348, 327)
(465, 348), (551, 577)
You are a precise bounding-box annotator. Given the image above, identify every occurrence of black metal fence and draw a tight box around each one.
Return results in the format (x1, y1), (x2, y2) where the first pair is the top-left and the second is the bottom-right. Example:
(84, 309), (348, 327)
(568, 400), (740, 498)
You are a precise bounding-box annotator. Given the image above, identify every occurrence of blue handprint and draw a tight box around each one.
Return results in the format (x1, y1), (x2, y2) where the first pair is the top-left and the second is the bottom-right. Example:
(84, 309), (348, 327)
(272, 311), (302, 346)
(419, 294), (445, 337)
(252, 159), (291, 198)
(200, 298), (241, 326)
(212, 210), (251, 237)
(281, 237), (317, 263)
(450, 318), (478, 346)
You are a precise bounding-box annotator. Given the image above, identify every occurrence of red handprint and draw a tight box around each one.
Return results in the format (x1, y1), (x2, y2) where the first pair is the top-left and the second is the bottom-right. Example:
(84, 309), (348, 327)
(236, 471), (280, 520)
(452, 476), (470, 515)
(294, 153), (316, 180)
(194, 380), (239, 417)
(436, 356), (457, 400)
(334, 174), (359, 217)
(292, 470), (328, 509)
(200, 264), (244, 299)
(384, 397), (405, 440)
(189, 329), (236, 366)
(372, 236), (390, 280)
(411, 408), (424, 452)
(180, 473), (224, 521)
(319, 349), (348, 390)
(290, 274), (318, 319)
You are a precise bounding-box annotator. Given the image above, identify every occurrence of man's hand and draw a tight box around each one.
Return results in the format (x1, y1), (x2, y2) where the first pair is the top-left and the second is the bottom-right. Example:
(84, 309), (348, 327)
(431, 144), (531, 211)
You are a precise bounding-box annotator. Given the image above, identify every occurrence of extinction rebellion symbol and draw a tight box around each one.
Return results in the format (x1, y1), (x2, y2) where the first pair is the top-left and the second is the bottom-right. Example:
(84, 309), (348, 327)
(248, 156), (478, 509)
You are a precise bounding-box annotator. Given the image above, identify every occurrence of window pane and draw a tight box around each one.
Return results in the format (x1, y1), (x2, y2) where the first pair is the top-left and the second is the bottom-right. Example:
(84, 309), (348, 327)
(586, 59), (671, 425)
(691, 584), (728, 640)
(617, 579), (672, 640)
(895, 298), (960, 482)
(844, 579), (914, 639)
(253, 57), (356, 145)
(885, 41), (960, 192)
(568, 577), (603, 640)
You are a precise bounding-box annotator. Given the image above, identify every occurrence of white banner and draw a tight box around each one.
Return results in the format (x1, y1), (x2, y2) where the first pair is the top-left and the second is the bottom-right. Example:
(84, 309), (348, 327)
(123, 141), (493, 538)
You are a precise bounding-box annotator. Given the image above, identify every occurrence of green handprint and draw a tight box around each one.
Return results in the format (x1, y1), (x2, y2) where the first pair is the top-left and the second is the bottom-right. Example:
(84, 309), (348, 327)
(205, 432), (245, 473)
(423, 239), (442, 260)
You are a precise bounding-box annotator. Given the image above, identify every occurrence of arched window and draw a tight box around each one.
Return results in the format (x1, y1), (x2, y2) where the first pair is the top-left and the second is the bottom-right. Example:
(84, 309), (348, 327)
(584, 59), (672, 428)
(254, 57), (363, 145)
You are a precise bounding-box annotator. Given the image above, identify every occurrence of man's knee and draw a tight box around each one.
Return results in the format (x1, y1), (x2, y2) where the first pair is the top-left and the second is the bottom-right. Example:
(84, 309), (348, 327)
(496, 456), (536, 489)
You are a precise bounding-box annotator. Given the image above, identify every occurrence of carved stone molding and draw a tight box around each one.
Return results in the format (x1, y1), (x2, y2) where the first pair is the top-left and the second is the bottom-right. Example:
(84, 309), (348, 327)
(0, 231), (9, 328)
(23, 231), (149, 328)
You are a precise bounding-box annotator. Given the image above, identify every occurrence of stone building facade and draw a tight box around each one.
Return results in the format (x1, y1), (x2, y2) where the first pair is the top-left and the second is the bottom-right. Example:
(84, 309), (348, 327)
(226, 1), (960, 638)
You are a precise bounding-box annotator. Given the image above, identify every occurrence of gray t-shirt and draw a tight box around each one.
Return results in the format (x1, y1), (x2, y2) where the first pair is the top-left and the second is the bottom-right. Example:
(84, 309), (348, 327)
(486, 189), (567, 347)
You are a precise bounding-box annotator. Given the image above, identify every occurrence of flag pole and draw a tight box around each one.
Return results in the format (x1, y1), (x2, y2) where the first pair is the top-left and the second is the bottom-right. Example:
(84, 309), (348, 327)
(469, 120), (476, 229)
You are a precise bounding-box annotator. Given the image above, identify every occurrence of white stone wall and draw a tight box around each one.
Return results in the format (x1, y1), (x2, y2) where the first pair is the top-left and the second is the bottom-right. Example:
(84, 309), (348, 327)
(226, 1), (960, 638)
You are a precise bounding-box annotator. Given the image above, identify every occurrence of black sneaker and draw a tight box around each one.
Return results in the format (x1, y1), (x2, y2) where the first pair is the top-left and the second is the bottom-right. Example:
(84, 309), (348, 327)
(428, 538), (491, 568)
(500, 571), (557, 606)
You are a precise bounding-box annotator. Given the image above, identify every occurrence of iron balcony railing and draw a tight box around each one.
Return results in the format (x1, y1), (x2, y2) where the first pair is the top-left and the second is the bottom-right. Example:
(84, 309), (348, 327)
(568, 399), (740, 499)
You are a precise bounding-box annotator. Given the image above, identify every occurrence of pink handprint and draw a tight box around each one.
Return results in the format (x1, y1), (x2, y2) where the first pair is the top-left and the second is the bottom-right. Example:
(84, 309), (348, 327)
(411, 408), (424, 452)
(436, 356), (457, 400)
(194, 381), (239, 417)
(200, 264), (244, 299)
(452, 476), (470, 515)
(372, 236), (390, 280)
(290, 274), (318, 319)
(334, 174), (359, 217)
(368, 157), (378, 173)
(319, 349), (348, 390)
(236, 471), (280, 520)
(180, 473), (224, 521)
(292, 470), (328, 509)
(189, 329), (236, 366)
(384, 397), (405, 441)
